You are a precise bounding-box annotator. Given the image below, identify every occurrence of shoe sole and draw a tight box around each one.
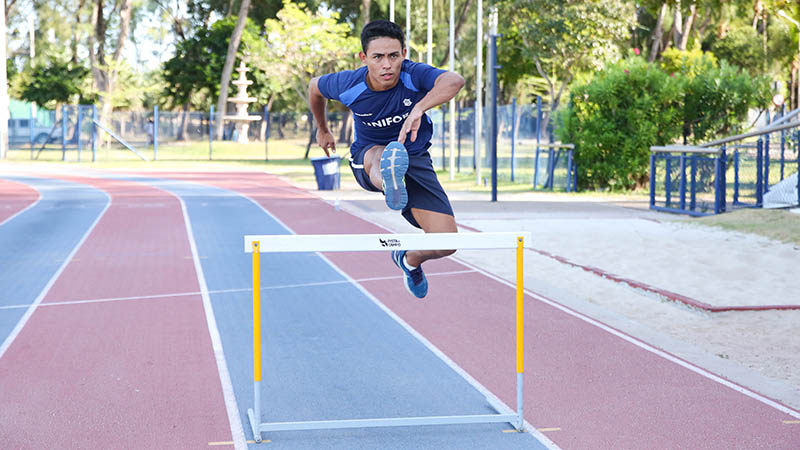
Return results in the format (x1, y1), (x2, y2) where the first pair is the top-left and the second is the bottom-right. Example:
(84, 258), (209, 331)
(380, 142), (409, 210)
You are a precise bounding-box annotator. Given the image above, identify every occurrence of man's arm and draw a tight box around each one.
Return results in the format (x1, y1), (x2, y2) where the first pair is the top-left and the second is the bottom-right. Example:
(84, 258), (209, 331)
(398, 71), (465, 144)
(308, 76), (336, 155)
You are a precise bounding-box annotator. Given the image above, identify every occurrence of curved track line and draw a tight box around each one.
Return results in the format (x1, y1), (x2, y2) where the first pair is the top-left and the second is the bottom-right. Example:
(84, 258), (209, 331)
(0, 178), (42, 227)
(0, 183), (110, 361)
(84, 171), (248, 450)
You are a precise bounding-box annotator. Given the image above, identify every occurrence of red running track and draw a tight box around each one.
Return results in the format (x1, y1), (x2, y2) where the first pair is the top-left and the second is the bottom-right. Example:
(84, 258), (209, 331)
(0, 174), (233, 449)
(188, 171), (800, 450)
(0, 178), (40, 224)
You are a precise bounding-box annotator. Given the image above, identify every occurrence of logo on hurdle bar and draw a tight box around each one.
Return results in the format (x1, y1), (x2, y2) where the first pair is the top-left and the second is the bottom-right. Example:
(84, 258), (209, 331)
(378, 237), (401, 248)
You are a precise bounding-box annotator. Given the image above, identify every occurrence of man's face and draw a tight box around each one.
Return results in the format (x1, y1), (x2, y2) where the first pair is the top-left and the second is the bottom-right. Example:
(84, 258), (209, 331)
(360, 37), (406, 91)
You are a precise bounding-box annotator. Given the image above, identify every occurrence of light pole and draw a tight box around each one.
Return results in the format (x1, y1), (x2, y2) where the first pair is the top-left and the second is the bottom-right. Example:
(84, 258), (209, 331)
(778, 9), (800, 110)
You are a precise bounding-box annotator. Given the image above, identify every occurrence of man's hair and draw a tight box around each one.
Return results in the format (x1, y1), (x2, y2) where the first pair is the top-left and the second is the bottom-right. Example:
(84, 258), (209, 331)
(361, 20), (404, 53)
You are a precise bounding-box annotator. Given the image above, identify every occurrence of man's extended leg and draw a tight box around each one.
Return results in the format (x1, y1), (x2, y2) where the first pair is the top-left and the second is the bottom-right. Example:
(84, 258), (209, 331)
(405, 207), (457, 266)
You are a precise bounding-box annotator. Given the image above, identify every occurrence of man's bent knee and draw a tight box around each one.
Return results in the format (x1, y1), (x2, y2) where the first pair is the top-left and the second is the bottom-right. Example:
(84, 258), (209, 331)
(435, 249), (456, 258)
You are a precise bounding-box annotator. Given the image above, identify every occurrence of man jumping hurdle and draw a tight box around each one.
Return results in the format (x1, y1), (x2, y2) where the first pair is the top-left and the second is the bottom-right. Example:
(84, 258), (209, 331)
(309, 20), (465, 299)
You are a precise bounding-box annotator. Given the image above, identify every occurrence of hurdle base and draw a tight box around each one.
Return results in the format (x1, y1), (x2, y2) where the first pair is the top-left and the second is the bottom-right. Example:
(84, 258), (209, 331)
(251, 413), (521, 435)
(247, 408), (262, 443)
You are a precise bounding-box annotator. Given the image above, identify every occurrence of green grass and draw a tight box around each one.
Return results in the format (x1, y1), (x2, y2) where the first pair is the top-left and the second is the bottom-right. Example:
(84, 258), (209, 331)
(694, 208), (800, 246)
(3, 138), (587, 196)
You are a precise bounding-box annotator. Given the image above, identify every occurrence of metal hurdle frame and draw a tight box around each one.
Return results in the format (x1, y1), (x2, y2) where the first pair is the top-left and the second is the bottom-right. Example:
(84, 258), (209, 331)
(243, 232), (531, 442)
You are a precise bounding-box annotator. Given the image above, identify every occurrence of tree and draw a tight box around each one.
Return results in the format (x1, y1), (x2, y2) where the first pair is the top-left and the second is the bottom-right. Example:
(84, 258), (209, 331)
(162, 17), (267, 139)
(247, 1), (359, 156)
(88, 0), (136, 132)
(214, 0), (251, 139)
(496, 0), (633, 138)
(19, 59), (92, 108)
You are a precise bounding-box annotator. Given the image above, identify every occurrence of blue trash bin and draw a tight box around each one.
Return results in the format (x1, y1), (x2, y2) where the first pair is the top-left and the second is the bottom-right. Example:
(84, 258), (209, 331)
(310, 156), (340, 190)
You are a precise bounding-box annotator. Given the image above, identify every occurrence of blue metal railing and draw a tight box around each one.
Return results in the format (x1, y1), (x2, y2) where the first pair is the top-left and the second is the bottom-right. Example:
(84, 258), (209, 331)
(650, 119), (800, 215)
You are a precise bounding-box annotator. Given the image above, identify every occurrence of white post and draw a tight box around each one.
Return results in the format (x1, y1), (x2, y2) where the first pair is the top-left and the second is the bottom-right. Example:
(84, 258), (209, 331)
(29, 14), (36, 122)
(448, 0), (456, 179)
(427, 0), (433, 65)
(406, 0), (411, 59)
(779, 10), (800, 111)
(0, 0), (8, 159)
(390, 0), (395, 22)
(475, 0), (483, 185)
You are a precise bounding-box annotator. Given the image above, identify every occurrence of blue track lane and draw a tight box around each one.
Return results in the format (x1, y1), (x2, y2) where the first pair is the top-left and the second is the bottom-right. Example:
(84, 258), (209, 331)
(0, 176), (108, 348)
(128, 176), (547, 450)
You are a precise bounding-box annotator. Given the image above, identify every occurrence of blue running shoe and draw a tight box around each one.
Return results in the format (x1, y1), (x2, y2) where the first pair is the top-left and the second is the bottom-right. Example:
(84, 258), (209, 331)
(380, 141), (409, 210)
(391, 250), (428, 299)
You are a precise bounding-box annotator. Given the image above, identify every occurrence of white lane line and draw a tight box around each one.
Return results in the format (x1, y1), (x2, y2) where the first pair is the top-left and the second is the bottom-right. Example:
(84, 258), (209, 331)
(157, 180), (249, 450)
(180, 195), (248, 450)
(454, 257), (800, 420)
(0, 177), (42, 228)
(69, 171), (249, 449)
(0, 187), (111, 361)
(0, 270), (477, 311)
(237, 188), (561, 450)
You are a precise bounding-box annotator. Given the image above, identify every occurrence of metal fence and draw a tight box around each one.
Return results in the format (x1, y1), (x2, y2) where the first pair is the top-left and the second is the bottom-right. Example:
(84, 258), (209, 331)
(6, 98), (576, 192)
(428, 98), (575, 191)
(650, 118), (800, 215)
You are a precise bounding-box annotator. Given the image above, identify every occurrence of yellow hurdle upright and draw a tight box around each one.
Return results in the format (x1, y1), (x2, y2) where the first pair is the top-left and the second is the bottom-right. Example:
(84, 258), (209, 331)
(244, 232), (530, 443)
(250, 241), (262, 435)
(516, 236), (525, 429)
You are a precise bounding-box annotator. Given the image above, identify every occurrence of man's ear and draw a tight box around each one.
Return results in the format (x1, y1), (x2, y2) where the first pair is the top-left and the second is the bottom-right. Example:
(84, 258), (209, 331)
(402, 48), (407, 59)
(359, 51), (367, 64)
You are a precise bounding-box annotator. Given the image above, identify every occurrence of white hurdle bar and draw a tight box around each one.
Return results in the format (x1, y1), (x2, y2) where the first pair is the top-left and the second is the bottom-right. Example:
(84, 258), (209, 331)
(243, 232), (531, 442)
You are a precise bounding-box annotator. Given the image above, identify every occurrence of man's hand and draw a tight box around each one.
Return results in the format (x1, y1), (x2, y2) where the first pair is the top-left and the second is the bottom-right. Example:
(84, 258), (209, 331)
(397, 107), (424, 144)
(316, 128), (336, 156)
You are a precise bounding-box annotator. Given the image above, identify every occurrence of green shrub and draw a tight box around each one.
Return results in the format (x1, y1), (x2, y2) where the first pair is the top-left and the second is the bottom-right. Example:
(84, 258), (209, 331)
(682, 60), (771, 143)
(558, 54), (771, 191)
(559, 58), (683, 190)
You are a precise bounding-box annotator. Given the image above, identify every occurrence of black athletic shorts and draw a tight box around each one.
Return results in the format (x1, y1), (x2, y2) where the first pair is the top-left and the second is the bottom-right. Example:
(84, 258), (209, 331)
(348, 143), (454, 229)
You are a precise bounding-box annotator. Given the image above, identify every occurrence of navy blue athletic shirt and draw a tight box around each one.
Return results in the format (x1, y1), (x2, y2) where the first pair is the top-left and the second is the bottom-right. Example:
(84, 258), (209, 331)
(317, 59), (445, 155)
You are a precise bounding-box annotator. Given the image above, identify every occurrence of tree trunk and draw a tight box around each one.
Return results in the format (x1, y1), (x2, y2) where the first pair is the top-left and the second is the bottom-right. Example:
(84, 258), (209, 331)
(792, 60), (799, 111)
(338, 112), (349, 143)
(649, 3), (668, 62)
(362, 0), (371, 25)
(88, 0), (132, 148)
(214, 0), (251, 140)
(678, 3), (696, 51)
(695, 9), (712, 40)
(72, 0), (87, 64)
(672, 1), (683, 48)
(304, 111), (314, 159)
(438, 0), (474, 67)
(260, 96), (274, 141)
(752, 0), (764, 29)
(177, 103), (189, 140)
